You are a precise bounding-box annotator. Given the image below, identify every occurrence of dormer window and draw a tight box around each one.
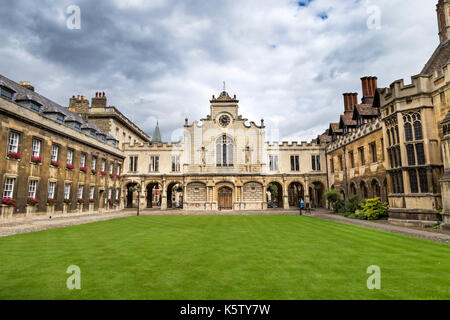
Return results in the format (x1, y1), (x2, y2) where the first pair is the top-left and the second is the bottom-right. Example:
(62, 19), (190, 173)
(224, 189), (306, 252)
(29, 101), (41, 112)
(0, 86), (15, 100)
(90, 130), (96, 138)
(56, 114), (65, 123)
(74, 122), (81, 131)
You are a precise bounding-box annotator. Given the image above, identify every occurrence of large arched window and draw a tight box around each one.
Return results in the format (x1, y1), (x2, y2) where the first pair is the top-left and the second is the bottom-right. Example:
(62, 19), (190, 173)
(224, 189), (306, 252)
(216, 135), (233, 167)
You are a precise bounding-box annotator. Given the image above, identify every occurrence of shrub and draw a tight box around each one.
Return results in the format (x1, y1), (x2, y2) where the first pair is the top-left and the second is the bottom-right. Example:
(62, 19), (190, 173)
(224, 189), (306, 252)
(325, 189), (340, 211)
(346, 195), (362, 213)
(362, 198), (388, 220)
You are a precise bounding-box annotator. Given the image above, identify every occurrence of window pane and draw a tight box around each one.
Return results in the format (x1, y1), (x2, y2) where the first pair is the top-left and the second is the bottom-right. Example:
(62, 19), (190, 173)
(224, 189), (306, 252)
(409, 170), (418, 193)
(419, 169), (429, 193)
(406, 145), (415, 165)
(414, 121), (423, 140)
(416, 144), (425, 165)
(404, 123), (413, 141)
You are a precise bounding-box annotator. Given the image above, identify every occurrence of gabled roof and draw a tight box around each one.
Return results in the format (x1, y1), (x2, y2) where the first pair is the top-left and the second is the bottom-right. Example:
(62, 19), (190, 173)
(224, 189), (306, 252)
(352, 104), (379, 120)
(421, 40), (450, 75)
(329, 122), (343, 135)
(339, 113), (357, 129)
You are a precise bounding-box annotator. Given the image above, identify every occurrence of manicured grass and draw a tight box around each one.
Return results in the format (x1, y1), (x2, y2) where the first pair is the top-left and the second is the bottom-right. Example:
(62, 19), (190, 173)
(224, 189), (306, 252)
(0, 215), (449, 300)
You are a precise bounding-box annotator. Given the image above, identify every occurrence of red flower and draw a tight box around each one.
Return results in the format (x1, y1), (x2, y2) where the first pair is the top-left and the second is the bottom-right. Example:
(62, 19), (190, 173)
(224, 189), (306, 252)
(30, 155), (42, 164)
(7, 152), (22, 160)
(50, 160), (60, 168)
(66, 163), (75, 170)
(80, 166), (88, 173)
(2, 197), (16, 207)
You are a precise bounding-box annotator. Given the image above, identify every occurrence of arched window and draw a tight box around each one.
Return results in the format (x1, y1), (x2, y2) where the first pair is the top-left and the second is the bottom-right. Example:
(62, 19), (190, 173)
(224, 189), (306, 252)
(413, 121), (423, 140)
(216, 135), (233, 167)
(404, 123), (413, 141)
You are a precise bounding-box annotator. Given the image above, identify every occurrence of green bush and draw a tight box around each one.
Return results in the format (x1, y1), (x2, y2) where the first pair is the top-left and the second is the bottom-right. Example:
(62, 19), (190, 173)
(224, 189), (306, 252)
(325, 189), (340, 211)
(362, 198), (388, 220)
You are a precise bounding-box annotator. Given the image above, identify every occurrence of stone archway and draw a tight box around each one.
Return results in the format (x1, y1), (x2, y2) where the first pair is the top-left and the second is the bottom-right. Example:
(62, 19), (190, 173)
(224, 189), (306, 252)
(311, 181), (325, 208)
(218, 187), (233, 210)
(288, 182), (304, 207)
(167, 182), (183, 209)
(371, 179), (381, 199)
(360, 181), (368, 200)
(126, 182), (138, 208)
(146, 182), (162, 208)
(267, 182), (283, 209)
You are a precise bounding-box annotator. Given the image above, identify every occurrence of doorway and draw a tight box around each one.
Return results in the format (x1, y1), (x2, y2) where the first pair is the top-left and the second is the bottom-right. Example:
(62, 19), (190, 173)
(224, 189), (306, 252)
(218, 187), (233, 210)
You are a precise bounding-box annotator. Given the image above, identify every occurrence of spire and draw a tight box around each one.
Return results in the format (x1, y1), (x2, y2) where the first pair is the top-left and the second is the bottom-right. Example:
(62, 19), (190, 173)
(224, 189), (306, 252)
(151, 121), (162, 143)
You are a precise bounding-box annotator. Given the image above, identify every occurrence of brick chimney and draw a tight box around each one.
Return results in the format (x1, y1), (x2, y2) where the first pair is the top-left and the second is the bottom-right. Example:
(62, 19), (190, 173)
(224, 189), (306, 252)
(361, 76), (378, 104)
(343, 92), (358, 114)
(91, 92), (107, 110)
(69, 95), (90, 114)
(19, 81), (34, 92)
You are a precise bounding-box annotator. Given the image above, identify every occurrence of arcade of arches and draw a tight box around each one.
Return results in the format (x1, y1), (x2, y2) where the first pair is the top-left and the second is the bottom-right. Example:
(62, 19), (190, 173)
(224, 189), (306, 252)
(124, 177), (327, 211)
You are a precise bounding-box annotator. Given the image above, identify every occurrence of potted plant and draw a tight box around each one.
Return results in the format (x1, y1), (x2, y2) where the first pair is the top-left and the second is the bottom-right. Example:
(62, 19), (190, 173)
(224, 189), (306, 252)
(80, 166), (88, 173)
(50, 160), (60, 168)
(66, 163), (75, 171)
(27, 197), (40, 206)
(129, 186), (137, 192)
(2, 197), (16, 207)
(91, 169), (98, 176)
(7, 152), (21, 160)
(47, 198), (57, 206)
(30, 155), (42, 165)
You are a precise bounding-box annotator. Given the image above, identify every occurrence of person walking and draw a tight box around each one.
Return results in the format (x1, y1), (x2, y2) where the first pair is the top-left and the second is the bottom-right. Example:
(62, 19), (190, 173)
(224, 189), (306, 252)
(299, 198), (305, 215)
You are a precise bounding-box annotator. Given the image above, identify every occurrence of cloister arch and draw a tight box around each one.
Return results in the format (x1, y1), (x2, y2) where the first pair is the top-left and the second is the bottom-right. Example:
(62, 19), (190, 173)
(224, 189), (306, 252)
(288, 182), (304, 207)
(267, 181), (283, 208)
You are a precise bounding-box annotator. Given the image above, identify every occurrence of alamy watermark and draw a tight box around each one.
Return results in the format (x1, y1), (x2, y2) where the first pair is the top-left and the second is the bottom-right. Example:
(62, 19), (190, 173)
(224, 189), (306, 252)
(66, 265), (81, 290)
(366, 4), (381, 30)
(66, 5), (81, 30)
(366, 265), (381, 290)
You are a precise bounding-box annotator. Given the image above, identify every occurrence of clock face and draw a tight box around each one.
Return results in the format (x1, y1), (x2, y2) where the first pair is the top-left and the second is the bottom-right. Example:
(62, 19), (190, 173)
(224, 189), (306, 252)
(219, 115), (231, 127)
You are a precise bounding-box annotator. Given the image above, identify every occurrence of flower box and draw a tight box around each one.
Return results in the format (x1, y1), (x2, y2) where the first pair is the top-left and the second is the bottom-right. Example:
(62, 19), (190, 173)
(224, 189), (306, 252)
(63, 199), (71, 205)
(91, 169), (98, 176)
(47, 198), (57, 206)
(66, 163), (75, 170)
(27, 197), (40, 206)
(80, 166), (88, 173)
(100, 171), (107, 176)
(50, 161), (60, 168)
(30, 156), (42, 165)
(7, 152), (22, 160)
(2, 197), (16, 207)
(110, 174), (116, 179)
(89, 198), (95, 203)
(117, 175), (123, 180)
(77, 199), (85, 205)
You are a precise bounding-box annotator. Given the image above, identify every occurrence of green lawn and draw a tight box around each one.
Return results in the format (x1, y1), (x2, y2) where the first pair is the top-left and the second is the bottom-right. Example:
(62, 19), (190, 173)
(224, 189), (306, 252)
(0, 215), (449, 300)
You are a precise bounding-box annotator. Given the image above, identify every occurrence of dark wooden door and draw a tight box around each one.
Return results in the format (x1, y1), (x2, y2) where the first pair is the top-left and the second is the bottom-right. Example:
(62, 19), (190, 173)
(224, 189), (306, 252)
(218, 188), (232, 210)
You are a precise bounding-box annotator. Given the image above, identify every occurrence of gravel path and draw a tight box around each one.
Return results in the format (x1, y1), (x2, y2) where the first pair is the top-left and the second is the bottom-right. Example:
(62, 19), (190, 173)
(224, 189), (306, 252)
(1, 209), (449, 245)
(309, 211), (450, 245)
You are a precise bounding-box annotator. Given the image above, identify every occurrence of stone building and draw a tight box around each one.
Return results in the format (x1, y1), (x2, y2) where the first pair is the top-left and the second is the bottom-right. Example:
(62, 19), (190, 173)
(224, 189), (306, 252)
(68, 93), (151, 149)
(0, 75), (125, 218)
(323, 77), (387, 203)
(123, 90), (328, 211)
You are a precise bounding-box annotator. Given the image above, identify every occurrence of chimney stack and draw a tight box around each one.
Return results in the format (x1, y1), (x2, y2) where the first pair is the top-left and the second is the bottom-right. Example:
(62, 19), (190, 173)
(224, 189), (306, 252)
(19, 81), (34, 92)
(361, 76), (378, 104)
(91, 91), (107, 110)
(343, 92), (358, 114)
(69, 94), (90, 114)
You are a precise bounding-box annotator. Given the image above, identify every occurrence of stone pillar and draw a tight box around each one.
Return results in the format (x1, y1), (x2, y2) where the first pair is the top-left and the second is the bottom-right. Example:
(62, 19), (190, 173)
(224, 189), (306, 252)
(262, 182), (268, 210)
(161, 179), (167, 210)
(283, 179), (289, 209)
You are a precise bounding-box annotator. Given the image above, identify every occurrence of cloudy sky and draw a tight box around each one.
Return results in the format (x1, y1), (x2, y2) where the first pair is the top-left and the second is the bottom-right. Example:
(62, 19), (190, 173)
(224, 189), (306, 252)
(0, 0), (439, 142)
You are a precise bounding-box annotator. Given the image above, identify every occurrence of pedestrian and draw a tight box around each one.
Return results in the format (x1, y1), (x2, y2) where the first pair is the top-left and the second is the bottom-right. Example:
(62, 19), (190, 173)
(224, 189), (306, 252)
(299, 198), (305, 215)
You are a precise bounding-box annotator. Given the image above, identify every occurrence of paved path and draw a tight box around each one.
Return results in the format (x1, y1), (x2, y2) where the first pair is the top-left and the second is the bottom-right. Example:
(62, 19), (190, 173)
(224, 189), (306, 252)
(0, 209), (449, 245)
(309, 211), (450, 245)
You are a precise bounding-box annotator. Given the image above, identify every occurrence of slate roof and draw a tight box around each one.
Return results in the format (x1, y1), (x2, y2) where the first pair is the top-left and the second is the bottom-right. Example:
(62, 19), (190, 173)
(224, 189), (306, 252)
(353, 104), (379, 120)
(421, 40), (450, 75)
(0, 74), (116, 145)
(339, 113), (357, 128)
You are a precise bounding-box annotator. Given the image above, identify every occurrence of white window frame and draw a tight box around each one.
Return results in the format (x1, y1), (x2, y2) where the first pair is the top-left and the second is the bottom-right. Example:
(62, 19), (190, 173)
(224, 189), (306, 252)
(101, 159), (106, 171)
(92, 156), (97, 170)
(269, 155), (279, 171)
(48, 182), (56, 199)
(109, 163), (114, 174)
(150, 156), (159, 172)
(77, 186), (84, 199)
(8, 132), (19, 153)
(28, 180), (38, 198)
(108, 189), (112, 199)
(3, 178), (15, 198)
(67, 149), (74, 165)
(115, 188), (120, 200)
(80, 153), (86, 167)
(171, 155), (180, 172)
(31, 139), (41, 158)
(51, 145), (59, 162)
(116, 165), (121, 175)
(64, 184), (71, 200)
(89, 186), (95, 199)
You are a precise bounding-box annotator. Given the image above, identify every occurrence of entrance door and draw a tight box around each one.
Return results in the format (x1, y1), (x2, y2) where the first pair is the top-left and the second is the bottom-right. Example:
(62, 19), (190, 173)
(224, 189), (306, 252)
(218, 187), (233, 210)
